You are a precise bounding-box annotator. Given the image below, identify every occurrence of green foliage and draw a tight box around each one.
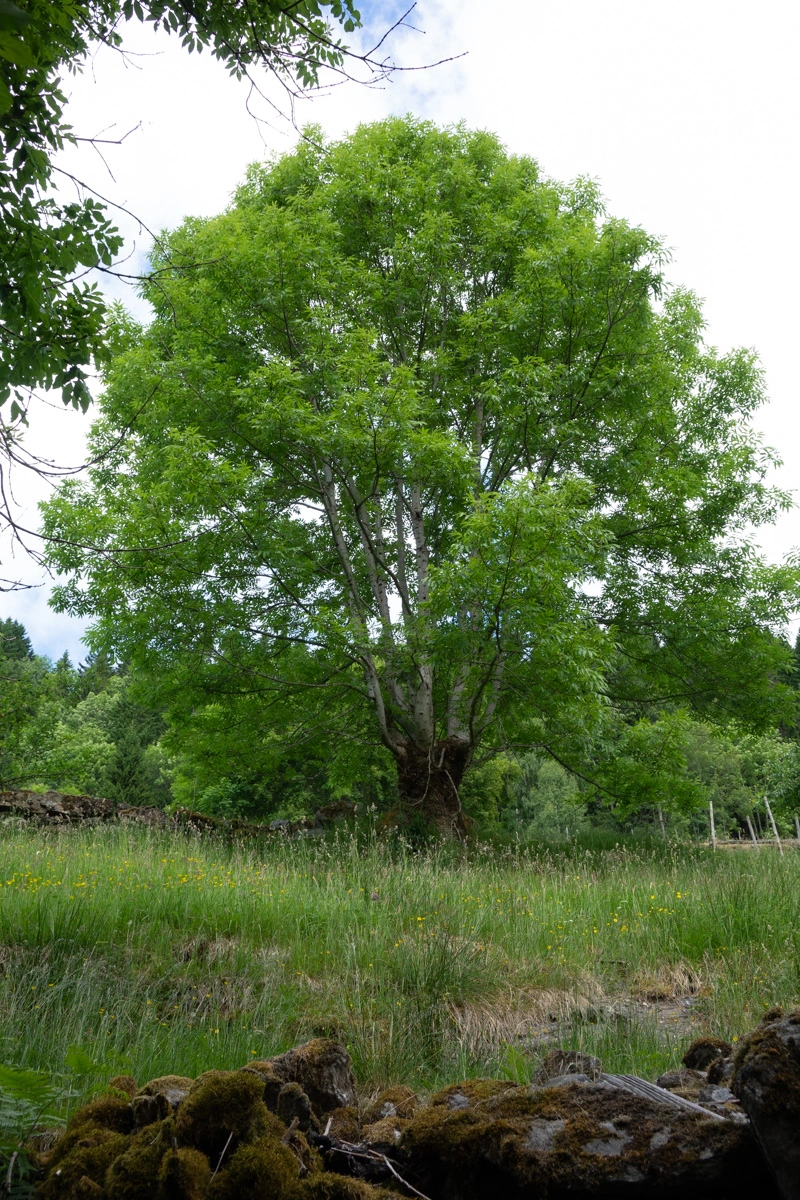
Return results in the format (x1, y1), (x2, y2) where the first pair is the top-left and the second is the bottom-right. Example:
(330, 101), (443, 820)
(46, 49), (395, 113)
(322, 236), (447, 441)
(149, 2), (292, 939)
(503, 754), (589, 841)
(0, 0), (363, 419)
(0, 617), (171, 801)
(41, 117), (800, 828)
(0, 1063), (67, 1199)
(0, 617), (33, 660)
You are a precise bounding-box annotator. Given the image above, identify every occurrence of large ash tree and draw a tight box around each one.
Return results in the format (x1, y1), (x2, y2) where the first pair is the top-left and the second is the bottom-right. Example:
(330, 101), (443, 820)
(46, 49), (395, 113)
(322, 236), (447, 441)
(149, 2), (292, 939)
(42, 118), (799, 833)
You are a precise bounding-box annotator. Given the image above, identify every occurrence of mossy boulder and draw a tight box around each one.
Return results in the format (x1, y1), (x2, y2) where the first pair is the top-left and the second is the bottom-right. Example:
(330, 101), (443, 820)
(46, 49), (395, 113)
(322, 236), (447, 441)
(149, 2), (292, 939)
(360, 1117), (407, 1147)
(108, 1077), (138, 1100)
(733, 1008), (800, 1199)
(175, 1070), (272, 1160)
(156, 1146), (212, 1199)
(133, 1076), (194, 1128)
(207, 1135), (299, 1200)
(105, 1118), (175, 1200)
(37, 1131), (129, 1200)
(362, 1087), (419, 1125)
(294, 1174), (382, 1200)
(683, 1037), (733, 1071)
(239, 1061), (284, 1111)
(324, 1107), (361, 1142)
(400, 1078), (770, 1198)
(73, 1178), (106, 1198)
(656, 1068), (706, 1093)
(70, 1098), (135, 1137)
(265, 1040), (356, 1115)
(276, 1082), (319, 1133)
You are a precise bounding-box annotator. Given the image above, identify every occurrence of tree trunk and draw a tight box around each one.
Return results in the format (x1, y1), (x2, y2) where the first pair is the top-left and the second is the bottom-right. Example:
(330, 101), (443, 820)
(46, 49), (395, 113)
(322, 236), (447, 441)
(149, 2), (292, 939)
(393, 737), (471, 837)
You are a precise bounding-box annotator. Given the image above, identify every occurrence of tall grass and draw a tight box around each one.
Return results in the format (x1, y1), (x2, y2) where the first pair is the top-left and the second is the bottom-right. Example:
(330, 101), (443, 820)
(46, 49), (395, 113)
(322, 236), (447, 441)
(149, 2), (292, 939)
(0, 824), (797, 1104)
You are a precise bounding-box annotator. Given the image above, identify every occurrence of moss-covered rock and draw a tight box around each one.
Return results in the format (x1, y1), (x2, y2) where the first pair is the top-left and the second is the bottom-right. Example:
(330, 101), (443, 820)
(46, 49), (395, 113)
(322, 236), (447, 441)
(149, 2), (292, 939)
(361, 1087), (419, 1125)
(324, 1107), (361, 1142)
(73, 1178), (107, 1198)
(429, 1079), (516, 1109)
(400, 1078), (769, 1198)
(360, 1117), (407, 1147)
(655, 1068), (706, 1093)
(156, 1146), (211, 1199)
(733, 1008), (800, 1199)
(138, 1076), (194, 1104)
(294, 1173), (381, 1200)
(683, 1037), (733, 1071)
(207, 1135), (299, 1200)
(104, 1118), (174, 1200)
(239, 1062), (284, 1111)
(71, 1098), (135, 1137)
(132, 1076), (194, 1128)
(37, 1131), (129, 1200)
(277, 1082), (319, 1133)
(266, 1041), (355, 1115)
(175, 1070), (271, 1160)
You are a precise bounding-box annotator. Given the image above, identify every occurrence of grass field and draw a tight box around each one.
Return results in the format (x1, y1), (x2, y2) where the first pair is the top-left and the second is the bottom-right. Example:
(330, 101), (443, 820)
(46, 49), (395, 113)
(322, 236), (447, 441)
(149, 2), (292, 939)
(1, 824), (798, 1107)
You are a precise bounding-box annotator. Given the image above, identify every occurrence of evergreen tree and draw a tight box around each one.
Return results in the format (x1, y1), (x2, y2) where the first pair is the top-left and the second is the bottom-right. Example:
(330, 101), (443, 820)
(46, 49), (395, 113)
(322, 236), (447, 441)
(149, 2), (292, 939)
(0, 617), (33, 660)
(103, 728), (152, 808)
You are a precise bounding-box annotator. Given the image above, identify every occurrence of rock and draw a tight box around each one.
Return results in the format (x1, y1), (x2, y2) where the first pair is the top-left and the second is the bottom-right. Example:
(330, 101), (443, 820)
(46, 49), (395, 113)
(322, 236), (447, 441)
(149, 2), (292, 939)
(323, 1107), (361, 1142)
(532, 1048), (603, 1084)
(698, 1085), (737, 1105)
(361, 1116), (407, 1146)
(429, 1079), (516, 1109)
(656, 1067), (706, 1095)
(707, 1057), (734, 1086)
(733, 1007), (800, 1199)
(137, 1074), (194, 1108)
(132, 1074), (193, 1127)
(239, 1060), (284, 1111)
(683, 1036), (733, 1071)
(400, 1076), (772, 1198)
(175, 1070), (274, 1159)
(277, 1081), (319, 1133)
(265, 1040), (356, 1115)
(362, 1086), (419, 1125)
(532, 1072), (593, 1089)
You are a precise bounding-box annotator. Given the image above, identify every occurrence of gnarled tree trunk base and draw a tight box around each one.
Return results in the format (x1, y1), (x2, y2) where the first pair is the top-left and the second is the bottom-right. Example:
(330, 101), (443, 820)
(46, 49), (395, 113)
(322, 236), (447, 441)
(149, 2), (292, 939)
(394, 737), (471, 838)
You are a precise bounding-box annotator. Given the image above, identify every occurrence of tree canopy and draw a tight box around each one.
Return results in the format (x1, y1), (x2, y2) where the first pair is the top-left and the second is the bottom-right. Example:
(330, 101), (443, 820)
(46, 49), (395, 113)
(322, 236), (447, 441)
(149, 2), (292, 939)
(42, 117), (800, 833)
(0, 0), (364, 420)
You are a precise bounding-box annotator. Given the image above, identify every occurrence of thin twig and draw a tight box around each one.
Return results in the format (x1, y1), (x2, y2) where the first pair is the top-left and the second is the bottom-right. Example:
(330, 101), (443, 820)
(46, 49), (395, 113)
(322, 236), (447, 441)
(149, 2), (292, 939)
(5, 1151), (18, 1194)
(211, 1131), (234, 1179)
(331, 1141), (432, 1200)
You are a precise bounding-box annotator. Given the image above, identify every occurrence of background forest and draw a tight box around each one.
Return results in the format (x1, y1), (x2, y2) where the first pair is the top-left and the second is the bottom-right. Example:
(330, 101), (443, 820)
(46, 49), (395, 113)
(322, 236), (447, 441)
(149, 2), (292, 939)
(4, 612), (800, 841)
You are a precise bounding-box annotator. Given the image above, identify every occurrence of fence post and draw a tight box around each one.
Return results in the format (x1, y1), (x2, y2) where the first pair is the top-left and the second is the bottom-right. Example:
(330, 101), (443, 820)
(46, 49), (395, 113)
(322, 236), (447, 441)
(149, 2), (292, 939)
(709, 801), (716, 849)
(746, 815), (760, 851)
(764, 797), (784, 857)
(795, 814), (800, 845)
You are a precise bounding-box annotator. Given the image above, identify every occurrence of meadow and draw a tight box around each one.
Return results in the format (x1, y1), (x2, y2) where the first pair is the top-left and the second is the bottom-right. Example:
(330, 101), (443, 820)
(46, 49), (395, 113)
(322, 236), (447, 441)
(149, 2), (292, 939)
(0, 823), (798, 1108)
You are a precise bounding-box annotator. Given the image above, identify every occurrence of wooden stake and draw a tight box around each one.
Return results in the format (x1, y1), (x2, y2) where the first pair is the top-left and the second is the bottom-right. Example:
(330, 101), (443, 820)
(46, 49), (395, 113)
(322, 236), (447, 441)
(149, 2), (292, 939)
(795, 814), (800, 845)
(746, 815), (760, 850)
(764, 797), (784, 857)
(709, 801), (716, 849)
(658, 807), (666, 840)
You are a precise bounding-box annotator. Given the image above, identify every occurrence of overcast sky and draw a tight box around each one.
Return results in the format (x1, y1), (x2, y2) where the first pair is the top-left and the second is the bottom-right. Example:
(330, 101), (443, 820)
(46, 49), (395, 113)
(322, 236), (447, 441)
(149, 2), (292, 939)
(4, 0), (799, 660)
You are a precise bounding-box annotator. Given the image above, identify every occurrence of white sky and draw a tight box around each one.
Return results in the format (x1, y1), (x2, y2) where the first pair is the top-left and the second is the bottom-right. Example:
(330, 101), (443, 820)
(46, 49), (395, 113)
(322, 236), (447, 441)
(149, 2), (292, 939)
(4, 0), (799, 660)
